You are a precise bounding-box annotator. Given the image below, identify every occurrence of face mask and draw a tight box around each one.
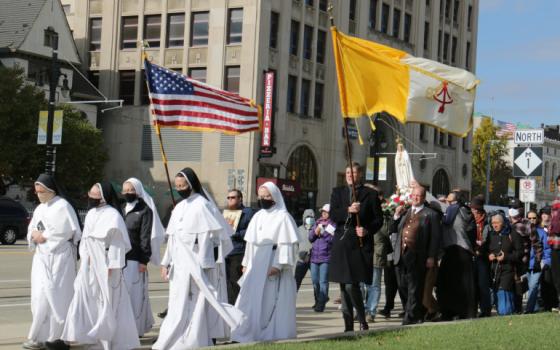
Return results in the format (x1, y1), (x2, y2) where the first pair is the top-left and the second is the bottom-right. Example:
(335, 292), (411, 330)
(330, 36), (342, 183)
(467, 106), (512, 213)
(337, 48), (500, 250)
(37, 192), (55, 204)
(177, 188), (192, 199)
(258, 199), (275, 210)
(88, 197), (102, 209)
(124, 193), (137, 203)
(304, 217), (316, 228)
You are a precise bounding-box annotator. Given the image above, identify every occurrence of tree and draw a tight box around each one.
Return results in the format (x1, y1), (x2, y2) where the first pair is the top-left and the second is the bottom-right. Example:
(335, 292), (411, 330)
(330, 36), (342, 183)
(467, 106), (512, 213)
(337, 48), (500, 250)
(0, 66), (108, 200)
(471, 117), (512, 205)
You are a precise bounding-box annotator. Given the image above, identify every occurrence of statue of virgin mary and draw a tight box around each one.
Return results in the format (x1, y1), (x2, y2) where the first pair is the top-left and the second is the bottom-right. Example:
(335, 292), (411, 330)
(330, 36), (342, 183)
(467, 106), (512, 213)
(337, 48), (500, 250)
(395, 139), (416, 195)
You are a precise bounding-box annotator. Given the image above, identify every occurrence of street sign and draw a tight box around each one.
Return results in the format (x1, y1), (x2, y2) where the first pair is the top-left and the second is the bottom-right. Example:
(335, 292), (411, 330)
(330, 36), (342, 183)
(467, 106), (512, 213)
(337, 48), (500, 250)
(519, 178), (536, 203)
(514, 129), (544, 145)
(513, 147), (543, 177)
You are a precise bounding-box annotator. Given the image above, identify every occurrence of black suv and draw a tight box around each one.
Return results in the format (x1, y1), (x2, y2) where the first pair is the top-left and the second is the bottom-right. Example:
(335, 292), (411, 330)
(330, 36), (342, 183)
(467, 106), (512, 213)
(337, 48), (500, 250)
(0, 197), (30, 244)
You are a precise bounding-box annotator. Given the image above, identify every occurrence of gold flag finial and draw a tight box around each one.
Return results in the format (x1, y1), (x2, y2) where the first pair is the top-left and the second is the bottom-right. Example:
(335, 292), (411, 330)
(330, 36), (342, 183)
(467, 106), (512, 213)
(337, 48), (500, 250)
(327, 3), (334, 26)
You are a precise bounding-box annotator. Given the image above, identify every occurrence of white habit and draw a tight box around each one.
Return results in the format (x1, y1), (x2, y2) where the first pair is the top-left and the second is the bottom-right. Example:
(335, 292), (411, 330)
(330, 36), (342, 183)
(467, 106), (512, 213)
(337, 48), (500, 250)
(61, 205), (140, 350)
(395, 145), (416, 194)
(153, 192), (245, 350)
(232, 182), (299, 343)
(27, 196), (81, 343)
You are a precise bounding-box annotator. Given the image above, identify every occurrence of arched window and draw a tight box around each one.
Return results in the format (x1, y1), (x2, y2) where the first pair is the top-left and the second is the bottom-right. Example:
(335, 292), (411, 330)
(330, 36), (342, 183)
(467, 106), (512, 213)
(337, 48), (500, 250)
(432, 168), (450, 197)
(286, 145), (317, 191)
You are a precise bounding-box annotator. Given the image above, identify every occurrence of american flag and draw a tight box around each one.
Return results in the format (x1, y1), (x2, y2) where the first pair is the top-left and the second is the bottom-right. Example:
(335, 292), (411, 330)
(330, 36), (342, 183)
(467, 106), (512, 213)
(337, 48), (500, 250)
(495, 120), (516, 138)
(144, 59), (260, 134)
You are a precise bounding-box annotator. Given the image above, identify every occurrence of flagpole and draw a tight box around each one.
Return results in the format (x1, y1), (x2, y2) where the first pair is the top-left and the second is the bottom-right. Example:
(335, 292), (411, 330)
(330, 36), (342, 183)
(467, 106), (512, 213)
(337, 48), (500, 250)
(142, 49), (176, 206)
(328, 4), (363, 247)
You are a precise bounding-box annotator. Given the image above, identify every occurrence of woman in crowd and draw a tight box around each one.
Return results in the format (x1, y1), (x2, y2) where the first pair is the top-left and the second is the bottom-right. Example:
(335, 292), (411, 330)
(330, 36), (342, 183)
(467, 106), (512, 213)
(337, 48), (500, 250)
(308, 204), (335, 313)
(232, 182), (299, 342)
(121, 178), (165, 337)
(62, 182), (140, 350)
(24, 174), (82, 350)
(526, 210), (551, 313)
(483, 212), (522, 316)
(154, 168), (243, 349)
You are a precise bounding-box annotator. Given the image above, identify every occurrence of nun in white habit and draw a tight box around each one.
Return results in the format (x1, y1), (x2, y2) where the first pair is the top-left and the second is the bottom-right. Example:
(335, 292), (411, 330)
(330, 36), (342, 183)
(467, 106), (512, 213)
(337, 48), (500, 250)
(23, 174), (81, 350)
(62, 182), (140, 350)
(153, 168), (245, 350)
(121, 177), (165, 337)
(232, 181), (299, 343)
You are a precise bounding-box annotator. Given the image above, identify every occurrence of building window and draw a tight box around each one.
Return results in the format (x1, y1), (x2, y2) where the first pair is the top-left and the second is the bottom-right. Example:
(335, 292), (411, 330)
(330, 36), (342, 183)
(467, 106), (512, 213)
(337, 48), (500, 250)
(316, 30), (326, 63)
(301, 79), (311, 117)
(439, 131), (445, 145)
(420, 124), (426, 141)
(319, 0), (328, 11)
(141, 71), (150, 105)
(451, 36), (457, 63)
(466, 41), (471, 69)
(433, 128), (438, 144)
(224, 66), (240, 93)
(270, 12), (279, 49)
(453, 0), (459, 23)
(303, 25), (313, 60)
(144, 15), (161, 48)
(467, 5), (473, 31)
(314, 82), (324, 118)
(121, 16), (138, 49)
(404, 13), (411, 42)
(305, 0), (314, 6)
(426, 0), (430, 8)
(381, 3), (390, 34)
(369, 0), (377, 29)
(191, 12), (209, 46)
(88, 71), (100, 88)
(423, 21), (429, 50)
(443, 33), (449, 61)
(166, 13), (185, 47)
(119, 70), (135, 105)
(445, 0), (451, 20)
(89, 18), (102, 51)
(447, 134), (454, 148)
(188, 67), (206, 83)
(290, 20), (300, 56)
(462, 135), (469, 153)
(287, 75), (297, 113)
(349, 0), (357, 21)
(438, 30), (442, 58)
(227, 8), (243, 44)
(393, 8), (401, 38)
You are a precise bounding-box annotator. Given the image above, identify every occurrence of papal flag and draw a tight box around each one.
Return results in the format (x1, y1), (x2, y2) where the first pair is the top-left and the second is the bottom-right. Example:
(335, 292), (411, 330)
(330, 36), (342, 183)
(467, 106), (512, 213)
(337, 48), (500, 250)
(331, 27), (479, 137)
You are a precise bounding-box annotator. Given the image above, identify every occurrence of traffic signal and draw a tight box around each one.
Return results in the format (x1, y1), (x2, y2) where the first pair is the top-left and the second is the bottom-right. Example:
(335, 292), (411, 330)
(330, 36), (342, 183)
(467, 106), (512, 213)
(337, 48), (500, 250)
(489, 181), (494, 192)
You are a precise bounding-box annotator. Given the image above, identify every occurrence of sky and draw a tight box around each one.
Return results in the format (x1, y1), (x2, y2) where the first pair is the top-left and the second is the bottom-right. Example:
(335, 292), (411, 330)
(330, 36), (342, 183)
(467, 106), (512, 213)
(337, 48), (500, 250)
(475, 0), (560, 127)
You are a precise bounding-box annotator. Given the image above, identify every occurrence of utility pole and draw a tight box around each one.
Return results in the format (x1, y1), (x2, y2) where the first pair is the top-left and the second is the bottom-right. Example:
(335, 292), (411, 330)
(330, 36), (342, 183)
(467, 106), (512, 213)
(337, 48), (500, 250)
(485, 141), (491, 204)
(45, 27), (59, 175)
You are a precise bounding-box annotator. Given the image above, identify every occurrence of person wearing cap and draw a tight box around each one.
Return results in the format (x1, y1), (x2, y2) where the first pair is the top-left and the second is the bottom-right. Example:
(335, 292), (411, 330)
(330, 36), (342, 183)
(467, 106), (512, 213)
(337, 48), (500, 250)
(23, 174), (82, 350)
(308, 204), (336, 312)
(62, 182), (140, 349)
(470, 195), (492, 317)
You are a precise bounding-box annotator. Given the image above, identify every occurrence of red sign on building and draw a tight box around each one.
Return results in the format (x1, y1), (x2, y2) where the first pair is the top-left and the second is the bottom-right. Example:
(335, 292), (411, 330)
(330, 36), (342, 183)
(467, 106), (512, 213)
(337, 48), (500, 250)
(260, 71), (274, 157)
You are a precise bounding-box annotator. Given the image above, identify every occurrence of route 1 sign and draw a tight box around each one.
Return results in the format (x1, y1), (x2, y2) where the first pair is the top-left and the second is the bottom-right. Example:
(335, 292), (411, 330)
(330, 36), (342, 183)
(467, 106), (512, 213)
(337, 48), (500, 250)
(519, 178), (536, 203)
(513, 147), (543, 177)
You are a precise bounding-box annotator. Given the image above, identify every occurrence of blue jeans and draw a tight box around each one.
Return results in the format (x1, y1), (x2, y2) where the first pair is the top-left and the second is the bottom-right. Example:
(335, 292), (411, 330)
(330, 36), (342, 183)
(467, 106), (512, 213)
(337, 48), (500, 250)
(526, 271), (542, 313)
(310, 262), (329, 308)
(495, 289), (514, 315)
(365, 267), (383, 316)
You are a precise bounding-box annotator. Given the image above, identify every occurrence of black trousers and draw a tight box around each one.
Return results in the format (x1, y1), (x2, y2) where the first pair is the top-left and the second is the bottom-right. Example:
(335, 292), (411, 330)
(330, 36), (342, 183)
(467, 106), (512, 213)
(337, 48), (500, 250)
(396, 250), (427, 324)
(551, 250), (560, 300)
(295, 260), (310, 291)
(339, 283), (366, 331)
(225, 254), (244, 305)
(383, 261), (406, 312)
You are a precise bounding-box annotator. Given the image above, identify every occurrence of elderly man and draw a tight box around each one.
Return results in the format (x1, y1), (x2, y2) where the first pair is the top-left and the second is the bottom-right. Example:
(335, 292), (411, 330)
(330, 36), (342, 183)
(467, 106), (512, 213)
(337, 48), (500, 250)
(392, 185), (441, 325)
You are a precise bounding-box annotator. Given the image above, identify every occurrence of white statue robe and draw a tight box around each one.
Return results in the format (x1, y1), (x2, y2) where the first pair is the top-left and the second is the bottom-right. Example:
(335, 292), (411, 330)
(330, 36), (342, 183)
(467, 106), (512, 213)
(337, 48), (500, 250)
(231, 206), (299, 343)
(61, 205), (140, 350)
(153, 194), (245, 350)
(395, 148), (416, 194)
(27, 196), (81, 342)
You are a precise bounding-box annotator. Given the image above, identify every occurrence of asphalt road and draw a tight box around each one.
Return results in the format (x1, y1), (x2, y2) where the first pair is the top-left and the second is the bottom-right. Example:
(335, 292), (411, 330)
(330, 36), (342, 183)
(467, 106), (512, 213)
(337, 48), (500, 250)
(0, 241), (405, 349)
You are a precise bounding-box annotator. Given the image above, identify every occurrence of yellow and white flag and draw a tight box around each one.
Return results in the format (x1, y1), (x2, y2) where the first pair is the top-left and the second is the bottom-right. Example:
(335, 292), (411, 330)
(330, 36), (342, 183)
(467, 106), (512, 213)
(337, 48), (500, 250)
(331, 27), (479, 137)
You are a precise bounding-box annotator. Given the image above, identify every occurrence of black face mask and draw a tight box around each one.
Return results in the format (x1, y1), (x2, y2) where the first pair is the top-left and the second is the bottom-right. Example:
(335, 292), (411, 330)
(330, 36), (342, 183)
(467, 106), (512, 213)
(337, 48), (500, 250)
(88, 197), (102, 209)
(258, 199), (275, 210)
(177, 188), (192, 199)
(123, 193), (137, 203)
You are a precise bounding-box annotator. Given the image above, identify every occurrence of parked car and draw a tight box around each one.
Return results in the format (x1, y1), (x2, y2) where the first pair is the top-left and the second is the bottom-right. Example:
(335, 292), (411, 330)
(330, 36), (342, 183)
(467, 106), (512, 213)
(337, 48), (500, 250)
(0, 197), (31, 244)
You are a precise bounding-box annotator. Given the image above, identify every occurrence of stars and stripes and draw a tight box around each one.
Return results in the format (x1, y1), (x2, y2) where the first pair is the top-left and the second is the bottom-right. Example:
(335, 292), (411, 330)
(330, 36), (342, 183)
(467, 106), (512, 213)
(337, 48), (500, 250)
(144, 59), (260, 134)
(495, 120), (516, 138)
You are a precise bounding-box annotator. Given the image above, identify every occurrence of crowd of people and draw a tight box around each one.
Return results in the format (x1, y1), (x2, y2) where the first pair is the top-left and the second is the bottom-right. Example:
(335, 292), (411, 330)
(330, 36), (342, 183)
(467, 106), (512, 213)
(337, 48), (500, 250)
(21, 166), (560, 349)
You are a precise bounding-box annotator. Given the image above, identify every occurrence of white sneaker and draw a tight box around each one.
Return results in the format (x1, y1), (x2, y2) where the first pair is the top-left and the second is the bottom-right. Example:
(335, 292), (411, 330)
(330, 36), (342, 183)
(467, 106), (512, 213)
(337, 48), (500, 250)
(22, 340), (45, 350)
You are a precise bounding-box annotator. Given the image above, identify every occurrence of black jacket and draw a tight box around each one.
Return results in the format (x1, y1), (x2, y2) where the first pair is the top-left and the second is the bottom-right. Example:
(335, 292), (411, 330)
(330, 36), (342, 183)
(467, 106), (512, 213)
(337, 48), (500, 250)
(391, 204), (442, 266)
(328, 184), (383, 284)
(124, 199), (153, 264)
(482, 226), (523, 291)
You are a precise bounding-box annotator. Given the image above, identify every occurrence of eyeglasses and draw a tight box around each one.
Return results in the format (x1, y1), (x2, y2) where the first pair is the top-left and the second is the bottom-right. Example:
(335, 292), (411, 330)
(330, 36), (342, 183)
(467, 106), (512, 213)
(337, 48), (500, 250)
(227, 196), (238, 200)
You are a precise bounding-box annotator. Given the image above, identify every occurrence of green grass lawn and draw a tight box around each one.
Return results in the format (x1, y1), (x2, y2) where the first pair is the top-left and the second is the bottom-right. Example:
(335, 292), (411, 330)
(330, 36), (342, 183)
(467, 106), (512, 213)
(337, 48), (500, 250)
(248, 313), (558, 350)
